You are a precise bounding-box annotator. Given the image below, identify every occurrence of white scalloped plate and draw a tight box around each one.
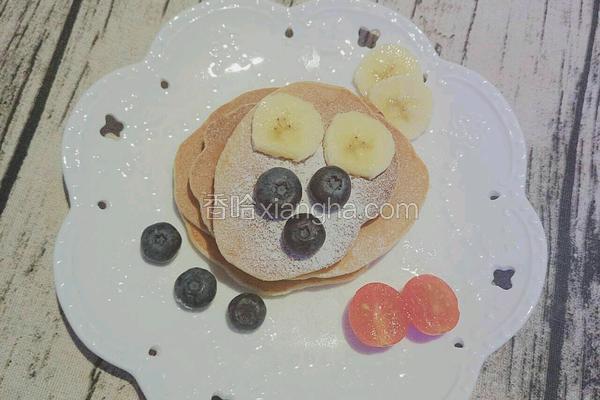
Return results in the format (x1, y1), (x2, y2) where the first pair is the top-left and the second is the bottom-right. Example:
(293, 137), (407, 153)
(54, 1), (547, 399)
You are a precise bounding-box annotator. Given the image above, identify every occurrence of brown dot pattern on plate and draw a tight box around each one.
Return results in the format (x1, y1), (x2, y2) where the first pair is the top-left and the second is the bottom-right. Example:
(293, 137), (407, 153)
(148, 347), (158, 356)
(160, 79), (169, 89)
(285, 27), (293, 38)
(97, 201), (107, 210)
(493, 268), (515, 290)
(100, 114), (124, 138)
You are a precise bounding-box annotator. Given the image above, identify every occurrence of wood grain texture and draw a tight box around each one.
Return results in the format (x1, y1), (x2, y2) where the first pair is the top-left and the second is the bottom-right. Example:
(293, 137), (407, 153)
(0, 0), (598, 399)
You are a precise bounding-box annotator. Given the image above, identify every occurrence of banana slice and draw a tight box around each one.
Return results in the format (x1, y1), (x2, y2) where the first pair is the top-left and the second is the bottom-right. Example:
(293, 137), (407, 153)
(323, 111), (395, 180)
(354, 44), (423, 96)
(252, 92), (324, 162)
(368, 75), (433, 140)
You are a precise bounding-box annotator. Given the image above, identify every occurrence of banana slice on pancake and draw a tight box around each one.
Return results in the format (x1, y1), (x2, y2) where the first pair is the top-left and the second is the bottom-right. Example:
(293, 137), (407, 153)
(323, 111), (395, 180)
(252, 92), (325, 162)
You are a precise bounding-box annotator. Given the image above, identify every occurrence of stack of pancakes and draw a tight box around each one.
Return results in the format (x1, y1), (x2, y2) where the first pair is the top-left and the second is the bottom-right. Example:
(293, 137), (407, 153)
(174, 82), (428, 296)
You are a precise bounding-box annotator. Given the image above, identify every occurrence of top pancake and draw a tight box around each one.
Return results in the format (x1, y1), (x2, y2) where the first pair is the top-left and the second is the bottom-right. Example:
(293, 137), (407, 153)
(212, 82), (402, 281)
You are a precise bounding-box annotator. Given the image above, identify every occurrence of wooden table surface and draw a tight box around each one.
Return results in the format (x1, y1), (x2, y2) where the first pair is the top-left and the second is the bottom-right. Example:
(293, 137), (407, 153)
(0, 0), (598, 399)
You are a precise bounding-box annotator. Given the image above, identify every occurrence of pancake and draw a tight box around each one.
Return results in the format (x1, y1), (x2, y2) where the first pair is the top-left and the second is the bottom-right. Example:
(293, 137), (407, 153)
(212, 82), (401, 281)
(187, 93), (428, 282)
(175, 85), (428, 290)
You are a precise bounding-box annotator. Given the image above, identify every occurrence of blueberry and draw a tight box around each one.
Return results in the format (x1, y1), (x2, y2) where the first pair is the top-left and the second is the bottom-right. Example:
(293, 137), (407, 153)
(308, 166), (351, 208)
(228, 293), (266, 331)
(174, 268), (217, 310)
(254, 167), (302, 219)
(282, 213), (326, 257)
(141, 222), (182, 264)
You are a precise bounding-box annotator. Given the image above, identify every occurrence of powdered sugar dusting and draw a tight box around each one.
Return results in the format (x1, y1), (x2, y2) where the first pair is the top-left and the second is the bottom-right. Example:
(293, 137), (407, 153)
(213, 85), (397, 281)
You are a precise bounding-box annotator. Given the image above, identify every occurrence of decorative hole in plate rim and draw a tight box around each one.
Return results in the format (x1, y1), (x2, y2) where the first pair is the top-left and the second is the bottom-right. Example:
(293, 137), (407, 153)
(358, 26), (380, 48)
(55, 1), (547, 399)
(99, 114), (124, 139)
(489, 190), (501, 200)
(493, 268), (516, 290)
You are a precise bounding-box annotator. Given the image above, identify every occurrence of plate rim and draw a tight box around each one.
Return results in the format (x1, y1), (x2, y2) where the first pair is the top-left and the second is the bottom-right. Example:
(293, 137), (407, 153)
(54, 0), (548, 398)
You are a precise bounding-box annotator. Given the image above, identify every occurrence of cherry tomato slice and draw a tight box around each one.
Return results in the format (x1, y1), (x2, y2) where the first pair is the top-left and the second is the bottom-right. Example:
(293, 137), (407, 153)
(402, 275), (460, 336)
(348, 283), (409, 347)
